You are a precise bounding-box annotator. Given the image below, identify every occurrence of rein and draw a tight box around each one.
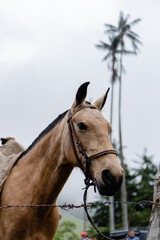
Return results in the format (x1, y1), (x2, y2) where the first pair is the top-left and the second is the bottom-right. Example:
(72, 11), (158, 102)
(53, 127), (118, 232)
(67, 106), (119, 239)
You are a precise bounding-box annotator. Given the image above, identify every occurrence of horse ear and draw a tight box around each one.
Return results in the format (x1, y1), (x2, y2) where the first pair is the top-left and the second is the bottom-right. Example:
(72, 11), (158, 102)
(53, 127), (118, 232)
(94, 88), (110, 110)
(72, 82), (90, 109)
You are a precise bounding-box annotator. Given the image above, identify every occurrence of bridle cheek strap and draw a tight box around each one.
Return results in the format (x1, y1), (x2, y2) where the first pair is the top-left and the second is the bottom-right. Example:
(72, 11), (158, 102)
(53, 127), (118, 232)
(67, 107), (117, 183)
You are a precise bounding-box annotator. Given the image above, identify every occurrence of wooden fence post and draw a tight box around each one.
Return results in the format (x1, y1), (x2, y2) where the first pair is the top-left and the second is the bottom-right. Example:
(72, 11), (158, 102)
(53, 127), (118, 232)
(147, 165), (160, 240)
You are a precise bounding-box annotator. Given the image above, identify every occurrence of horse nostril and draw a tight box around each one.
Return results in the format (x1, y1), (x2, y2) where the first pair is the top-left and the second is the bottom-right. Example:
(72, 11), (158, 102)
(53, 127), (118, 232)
(102, 169), (123, 188)
(97, 170), (123, 196)
(102, 170), (116, 186)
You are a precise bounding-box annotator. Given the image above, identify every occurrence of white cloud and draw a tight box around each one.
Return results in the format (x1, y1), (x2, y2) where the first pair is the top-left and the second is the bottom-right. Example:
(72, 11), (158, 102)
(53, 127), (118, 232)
(0, 39), (35, 66)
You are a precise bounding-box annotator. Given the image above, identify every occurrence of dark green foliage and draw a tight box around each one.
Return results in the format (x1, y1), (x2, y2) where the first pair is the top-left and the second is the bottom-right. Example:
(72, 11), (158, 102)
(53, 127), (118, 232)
(133, 149), (157, 201)
(128, 149), (157, 227)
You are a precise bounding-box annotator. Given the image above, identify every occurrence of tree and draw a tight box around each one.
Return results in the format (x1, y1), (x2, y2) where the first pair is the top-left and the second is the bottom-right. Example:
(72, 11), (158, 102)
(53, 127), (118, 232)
(101, 11), (142, 229)
(129, 149), (157, 227)
(96, 35), (119, 232)
(96, 35), (119, 128)
(106, 10), (142, 182)
(54, 221), (79, 240)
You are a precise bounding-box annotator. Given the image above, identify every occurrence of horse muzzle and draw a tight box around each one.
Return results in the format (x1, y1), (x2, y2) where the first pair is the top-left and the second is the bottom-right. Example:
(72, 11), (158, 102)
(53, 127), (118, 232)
(96, 169), (123, 196)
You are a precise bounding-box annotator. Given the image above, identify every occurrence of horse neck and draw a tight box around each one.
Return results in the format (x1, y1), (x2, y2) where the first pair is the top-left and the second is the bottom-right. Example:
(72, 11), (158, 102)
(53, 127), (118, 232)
(20, 116), (73, 204)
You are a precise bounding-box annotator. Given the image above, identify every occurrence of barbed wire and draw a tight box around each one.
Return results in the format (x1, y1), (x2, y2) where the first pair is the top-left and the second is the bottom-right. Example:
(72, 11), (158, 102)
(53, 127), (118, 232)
(0, 200), (158, 240)
(0, 199), (159, 210)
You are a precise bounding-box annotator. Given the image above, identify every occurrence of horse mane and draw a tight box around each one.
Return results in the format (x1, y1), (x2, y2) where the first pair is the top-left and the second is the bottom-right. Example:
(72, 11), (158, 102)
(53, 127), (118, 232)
(17, 102), (90, 161)
(17, 110), (68, 161)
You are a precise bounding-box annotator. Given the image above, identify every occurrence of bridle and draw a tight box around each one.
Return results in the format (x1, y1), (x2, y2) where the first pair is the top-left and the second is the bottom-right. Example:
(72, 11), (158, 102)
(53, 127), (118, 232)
(67, 105), (117, 185)
(67, 105), (120, 240)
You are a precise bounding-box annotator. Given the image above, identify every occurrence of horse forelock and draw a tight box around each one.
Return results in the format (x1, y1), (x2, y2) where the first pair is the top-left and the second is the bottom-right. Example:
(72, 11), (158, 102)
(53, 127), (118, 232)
(17, 110), (68, 161)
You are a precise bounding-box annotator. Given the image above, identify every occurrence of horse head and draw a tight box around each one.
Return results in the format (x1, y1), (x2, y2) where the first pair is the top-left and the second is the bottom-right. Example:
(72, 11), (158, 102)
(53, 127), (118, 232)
(65, 82), (123, 196)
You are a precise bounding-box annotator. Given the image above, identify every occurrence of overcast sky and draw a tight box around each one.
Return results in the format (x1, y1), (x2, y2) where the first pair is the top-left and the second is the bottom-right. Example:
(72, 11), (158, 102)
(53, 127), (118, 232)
(0, 0), (160, 204)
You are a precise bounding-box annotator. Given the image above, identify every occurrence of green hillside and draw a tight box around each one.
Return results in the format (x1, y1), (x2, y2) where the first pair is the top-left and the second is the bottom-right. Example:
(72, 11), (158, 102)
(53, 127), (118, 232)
(58, 209), (84, 236)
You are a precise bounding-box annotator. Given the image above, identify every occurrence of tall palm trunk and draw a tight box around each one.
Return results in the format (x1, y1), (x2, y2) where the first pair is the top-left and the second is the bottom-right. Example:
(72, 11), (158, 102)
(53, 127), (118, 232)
(119, 52), (128, 229)
(109, 53), (116, 232)
(110, 53), (116, 129)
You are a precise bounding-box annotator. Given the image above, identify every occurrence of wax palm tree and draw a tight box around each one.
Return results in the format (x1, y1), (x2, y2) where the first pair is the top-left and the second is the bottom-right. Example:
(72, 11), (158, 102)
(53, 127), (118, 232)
(96, 35), (119, 129)
(96, 35), (119, 232)
(96, 11), (142, 230)
(96, 30), (131, 233)
(104, 11), (142, 229)
(105, 11), (142, 163)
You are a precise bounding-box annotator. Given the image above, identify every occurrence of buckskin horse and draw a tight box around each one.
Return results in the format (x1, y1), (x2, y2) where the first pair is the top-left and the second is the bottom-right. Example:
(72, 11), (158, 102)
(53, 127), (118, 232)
(0, 82), (123, 240)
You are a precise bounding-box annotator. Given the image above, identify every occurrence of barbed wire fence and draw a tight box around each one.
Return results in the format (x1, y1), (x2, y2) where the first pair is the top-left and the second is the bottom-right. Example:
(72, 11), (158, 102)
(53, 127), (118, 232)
(0, 199), (156, 210)
(0, 200), (158, 240)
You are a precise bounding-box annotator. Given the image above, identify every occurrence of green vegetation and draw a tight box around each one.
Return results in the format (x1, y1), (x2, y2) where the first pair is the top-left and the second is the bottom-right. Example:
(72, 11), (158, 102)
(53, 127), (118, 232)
(58, 209), (84, 235)
(53, 209), (85, 240)
(54, 221), (79, 240)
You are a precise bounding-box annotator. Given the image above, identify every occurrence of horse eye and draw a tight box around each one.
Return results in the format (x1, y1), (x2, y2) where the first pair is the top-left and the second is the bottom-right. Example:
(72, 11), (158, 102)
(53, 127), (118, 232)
(77, 122), (87, 131)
